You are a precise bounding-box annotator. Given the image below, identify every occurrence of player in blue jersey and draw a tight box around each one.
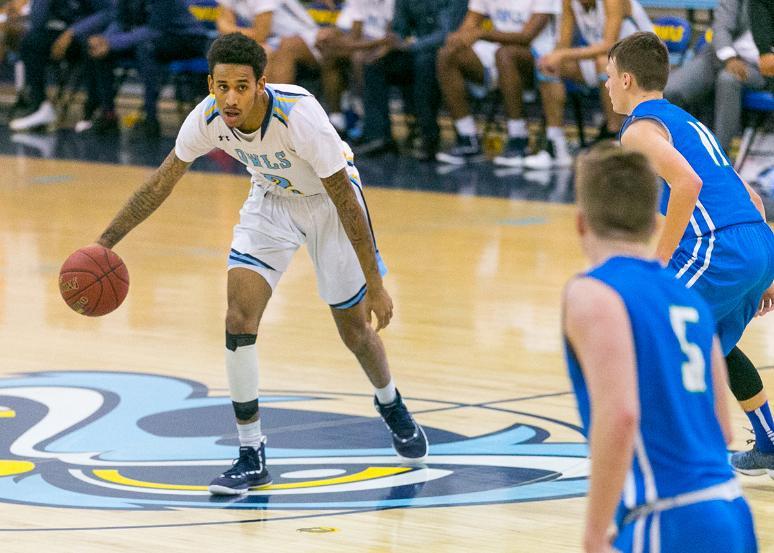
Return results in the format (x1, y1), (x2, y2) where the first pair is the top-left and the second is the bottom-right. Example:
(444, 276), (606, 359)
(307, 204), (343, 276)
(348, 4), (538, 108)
(607, 32), (774, 476)
(564, 145), (757, 553)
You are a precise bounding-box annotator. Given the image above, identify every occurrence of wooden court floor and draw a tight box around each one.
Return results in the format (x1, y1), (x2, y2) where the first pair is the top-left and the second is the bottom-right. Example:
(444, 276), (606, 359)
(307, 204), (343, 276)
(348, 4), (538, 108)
(0, 155), (772, 552)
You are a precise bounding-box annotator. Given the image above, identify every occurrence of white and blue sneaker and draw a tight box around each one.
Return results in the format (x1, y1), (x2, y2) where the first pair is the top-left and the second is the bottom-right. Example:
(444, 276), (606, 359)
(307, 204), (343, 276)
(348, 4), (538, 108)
(208, 439), (272, 495)
(375, 390), (429, 463)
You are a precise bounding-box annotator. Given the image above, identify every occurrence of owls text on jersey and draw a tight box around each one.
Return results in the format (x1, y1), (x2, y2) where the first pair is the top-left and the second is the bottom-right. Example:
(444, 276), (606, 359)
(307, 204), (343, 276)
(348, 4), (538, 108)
(174, 84), (354, 197)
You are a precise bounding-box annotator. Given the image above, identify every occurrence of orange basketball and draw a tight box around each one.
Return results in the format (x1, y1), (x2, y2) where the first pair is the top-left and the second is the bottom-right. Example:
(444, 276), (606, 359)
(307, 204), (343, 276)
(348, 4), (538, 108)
(59, 245), (129, 317)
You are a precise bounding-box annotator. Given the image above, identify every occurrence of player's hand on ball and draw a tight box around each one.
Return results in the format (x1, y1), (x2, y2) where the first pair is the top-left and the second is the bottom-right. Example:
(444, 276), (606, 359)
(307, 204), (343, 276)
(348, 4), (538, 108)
(757, 284), (774, 317)
(365, 285), (393, 331)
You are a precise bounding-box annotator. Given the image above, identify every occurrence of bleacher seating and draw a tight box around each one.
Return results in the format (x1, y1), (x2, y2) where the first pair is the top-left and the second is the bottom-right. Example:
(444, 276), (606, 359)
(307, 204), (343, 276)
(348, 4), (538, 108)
(653, 15), (693, 66)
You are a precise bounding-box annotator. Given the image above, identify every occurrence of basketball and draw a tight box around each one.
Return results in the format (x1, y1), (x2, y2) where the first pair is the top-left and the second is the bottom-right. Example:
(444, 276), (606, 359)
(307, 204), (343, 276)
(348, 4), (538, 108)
(59, 245), (130, 317)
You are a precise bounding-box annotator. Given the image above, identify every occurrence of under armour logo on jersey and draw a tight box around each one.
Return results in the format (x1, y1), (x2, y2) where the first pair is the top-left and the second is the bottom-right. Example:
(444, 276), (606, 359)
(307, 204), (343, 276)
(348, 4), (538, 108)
(218, 135), (230, 141)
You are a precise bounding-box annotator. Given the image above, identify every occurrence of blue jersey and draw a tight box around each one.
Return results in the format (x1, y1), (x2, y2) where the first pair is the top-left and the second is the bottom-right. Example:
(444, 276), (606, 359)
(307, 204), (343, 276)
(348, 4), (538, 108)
(620, 99), (762, 244)
(565, 256), (734, 514)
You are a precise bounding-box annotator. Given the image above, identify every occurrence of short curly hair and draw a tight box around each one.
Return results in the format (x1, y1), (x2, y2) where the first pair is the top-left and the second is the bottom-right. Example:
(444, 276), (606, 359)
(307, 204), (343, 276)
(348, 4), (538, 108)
(207, 33), (268, 80)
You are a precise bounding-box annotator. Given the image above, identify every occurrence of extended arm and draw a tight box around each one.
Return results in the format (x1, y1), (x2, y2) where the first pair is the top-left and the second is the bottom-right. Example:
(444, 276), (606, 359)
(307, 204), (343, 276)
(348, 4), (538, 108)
(321, 168), (393, 329)
(622, 120), (702, 265)
(97, 150), (190, 248)
(564, 277), (639, 553)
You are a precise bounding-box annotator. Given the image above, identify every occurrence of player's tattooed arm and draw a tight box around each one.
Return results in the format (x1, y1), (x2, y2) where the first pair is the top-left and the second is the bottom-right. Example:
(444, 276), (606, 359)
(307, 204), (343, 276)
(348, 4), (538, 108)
(322, 168), (393, 330)
(322, 168), (381, 285)
(97, 149), (191, 249)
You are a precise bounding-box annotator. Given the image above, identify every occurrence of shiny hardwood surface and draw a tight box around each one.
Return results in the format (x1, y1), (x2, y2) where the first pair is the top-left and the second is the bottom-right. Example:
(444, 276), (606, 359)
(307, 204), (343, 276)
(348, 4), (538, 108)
(0, 155), (771, 552)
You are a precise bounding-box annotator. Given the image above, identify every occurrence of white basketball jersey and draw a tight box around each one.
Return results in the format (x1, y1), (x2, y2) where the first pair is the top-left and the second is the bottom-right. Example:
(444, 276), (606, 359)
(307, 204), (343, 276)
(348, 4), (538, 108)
(175, 84), (353, 197)
(216, 0), (318, 38)
(467, 0), (561, 55)
(570, 0), (652, 46)
(346, 0), (395, 40)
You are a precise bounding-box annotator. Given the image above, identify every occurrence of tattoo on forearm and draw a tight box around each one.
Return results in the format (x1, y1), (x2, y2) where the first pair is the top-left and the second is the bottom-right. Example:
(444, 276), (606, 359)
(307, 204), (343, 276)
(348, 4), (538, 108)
(321, 169), (379, 281)
(99, 151), (190, 248)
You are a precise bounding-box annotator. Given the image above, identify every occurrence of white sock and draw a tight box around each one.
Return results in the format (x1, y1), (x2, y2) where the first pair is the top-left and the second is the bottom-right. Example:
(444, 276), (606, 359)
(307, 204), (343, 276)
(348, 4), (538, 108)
(547, 126), (569, 157)
(454, 116), (476, 137)
(237, 420), (263, 448)
(14, 61), (24, 91)
(546, 126), (566, 143)
(375, 379), (397, 405)
(507, 119), (528, 138)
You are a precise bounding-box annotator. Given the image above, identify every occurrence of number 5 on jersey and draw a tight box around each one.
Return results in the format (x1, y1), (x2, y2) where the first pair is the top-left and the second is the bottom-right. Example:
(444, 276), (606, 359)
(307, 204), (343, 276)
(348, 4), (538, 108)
(669, 306), (707, 393)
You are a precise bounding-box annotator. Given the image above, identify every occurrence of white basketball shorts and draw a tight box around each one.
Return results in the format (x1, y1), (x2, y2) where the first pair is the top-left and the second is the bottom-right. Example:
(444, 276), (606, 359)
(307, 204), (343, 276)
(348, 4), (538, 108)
(228, 168), (386, 309)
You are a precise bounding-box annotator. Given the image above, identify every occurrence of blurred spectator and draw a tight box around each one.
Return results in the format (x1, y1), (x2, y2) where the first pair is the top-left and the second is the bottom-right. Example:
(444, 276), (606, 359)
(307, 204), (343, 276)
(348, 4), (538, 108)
(749, 0), (773, 83)
(0, 0), (28, 63)
(9, 0), (111, 131)
(356, 0), (468, 160)
(665, 0), (765, 152)
(8, 0), (111, 132)
(315, 0), (395, 136)
(87, 0), (210, 137)
(435, 0), (562, 167)
(0, 0), (30, 116)
(215, 0), (324, 84)
(532, 0), (652, 168)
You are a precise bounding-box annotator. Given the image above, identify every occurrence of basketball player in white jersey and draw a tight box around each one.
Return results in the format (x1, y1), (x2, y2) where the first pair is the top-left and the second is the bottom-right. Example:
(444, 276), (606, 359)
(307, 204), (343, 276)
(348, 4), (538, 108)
(92, 33), (428, 495)
(529, 0), (652, 168)
(435, 0), (563, 166)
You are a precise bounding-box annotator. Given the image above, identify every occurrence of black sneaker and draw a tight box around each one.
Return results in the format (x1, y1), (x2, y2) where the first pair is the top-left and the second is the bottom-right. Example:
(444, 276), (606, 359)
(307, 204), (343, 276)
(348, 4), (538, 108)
(493, 137), (529, 167)
(435, 135), (484, 165)
(374, 390), (429, 463)
(208, 440), (272, 495)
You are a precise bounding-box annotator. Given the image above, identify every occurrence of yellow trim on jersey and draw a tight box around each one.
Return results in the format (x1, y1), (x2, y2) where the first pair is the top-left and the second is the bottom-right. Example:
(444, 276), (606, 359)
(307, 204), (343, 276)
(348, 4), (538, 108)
(272, 95), (302, 121)
(92, 466), (412, 491)
(204, 95), (218, 116)
(272, 108), (289, 126)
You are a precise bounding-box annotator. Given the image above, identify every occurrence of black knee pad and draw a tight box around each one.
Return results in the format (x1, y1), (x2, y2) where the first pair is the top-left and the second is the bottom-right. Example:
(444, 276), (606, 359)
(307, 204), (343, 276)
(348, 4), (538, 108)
(226, 332), (257, 352)
(726, 346), (764, 402)
(232, 399), (259, 422)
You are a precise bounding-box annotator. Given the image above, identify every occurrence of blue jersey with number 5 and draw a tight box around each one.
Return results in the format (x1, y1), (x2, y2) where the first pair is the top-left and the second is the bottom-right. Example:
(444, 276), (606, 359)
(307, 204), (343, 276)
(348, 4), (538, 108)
(564, 256), (734, 511)
(620, 99), (762, 243)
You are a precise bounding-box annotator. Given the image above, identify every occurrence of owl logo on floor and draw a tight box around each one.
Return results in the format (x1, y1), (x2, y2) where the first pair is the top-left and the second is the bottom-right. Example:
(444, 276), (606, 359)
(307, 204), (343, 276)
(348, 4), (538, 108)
(0, 372), (588, 512)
